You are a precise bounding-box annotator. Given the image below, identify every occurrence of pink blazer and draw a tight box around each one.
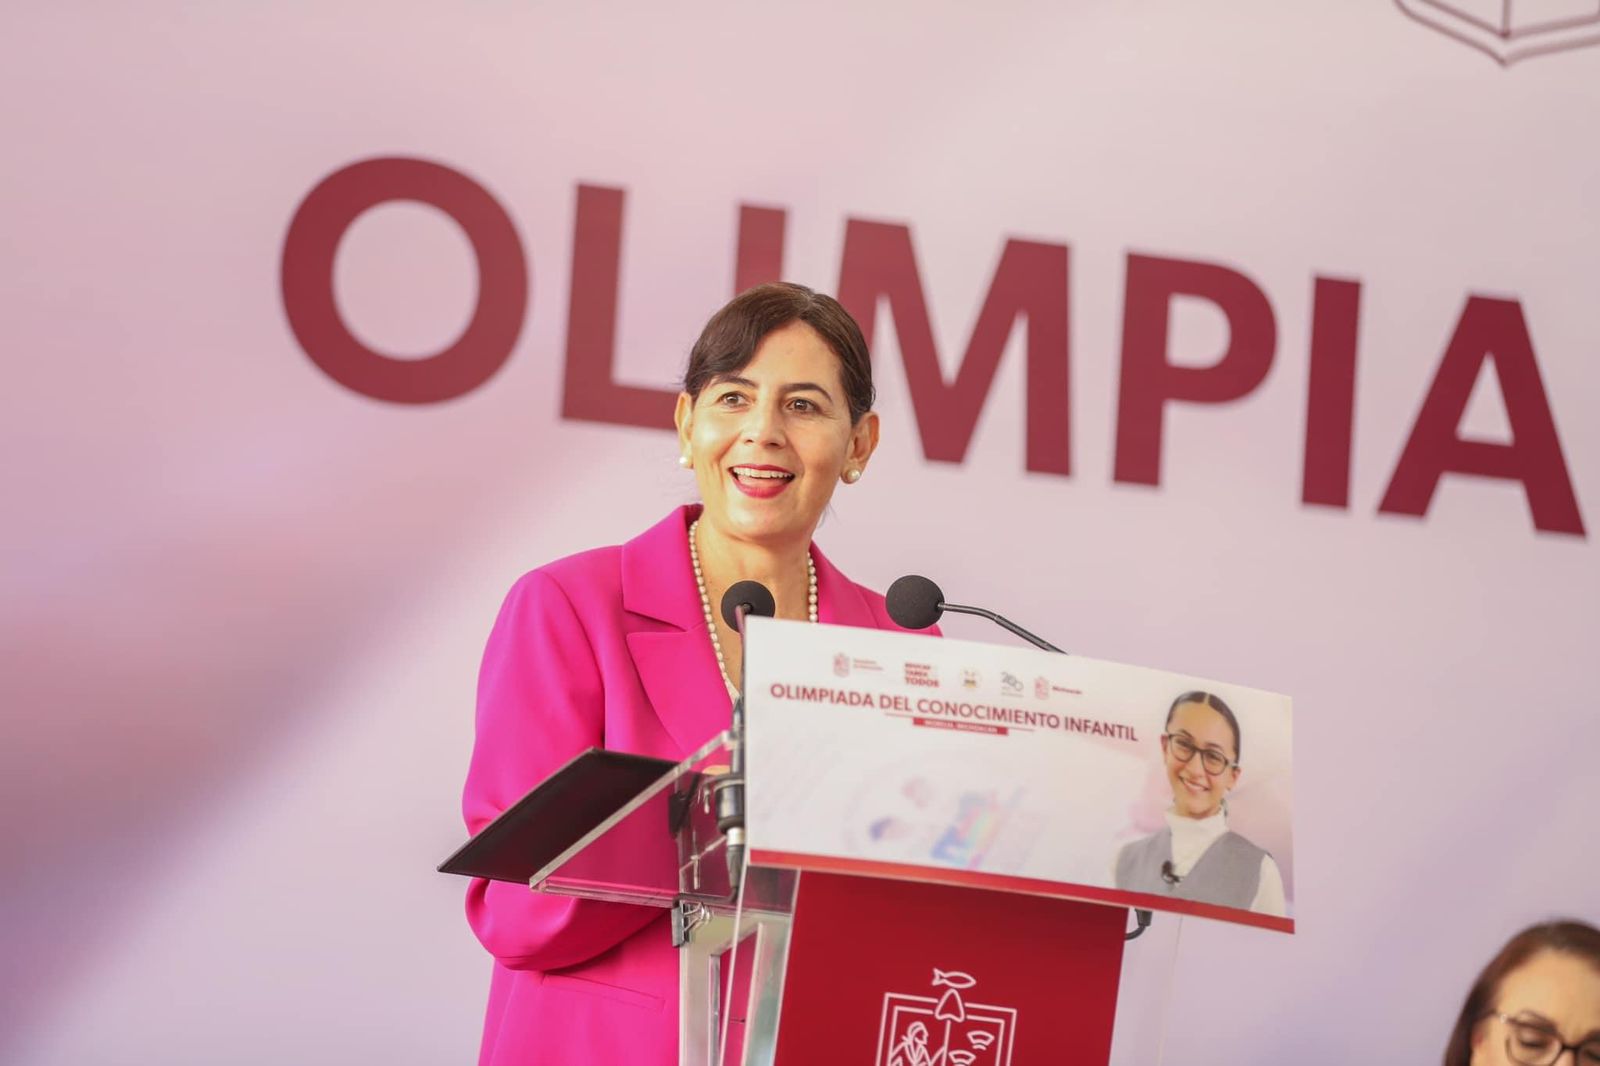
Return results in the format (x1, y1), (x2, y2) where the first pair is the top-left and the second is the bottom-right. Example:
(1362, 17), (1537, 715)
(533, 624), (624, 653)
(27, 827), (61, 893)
(463, 505), (925, 1066)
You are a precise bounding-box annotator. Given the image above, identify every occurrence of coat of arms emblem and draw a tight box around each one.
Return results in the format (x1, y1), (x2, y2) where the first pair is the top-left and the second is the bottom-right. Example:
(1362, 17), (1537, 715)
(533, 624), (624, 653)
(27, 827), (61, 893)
(876, 968), (1016, 1066)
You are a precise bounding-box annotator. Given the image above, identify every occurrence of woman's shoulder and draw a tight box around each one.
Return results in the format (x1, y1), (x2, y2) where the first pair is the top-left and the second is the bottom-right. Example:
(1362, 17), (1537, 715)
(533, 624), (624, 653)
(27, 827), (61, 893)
(498, 507), (692, 616)
(500, 543), (625, 616)
(534, 542), (626, 585)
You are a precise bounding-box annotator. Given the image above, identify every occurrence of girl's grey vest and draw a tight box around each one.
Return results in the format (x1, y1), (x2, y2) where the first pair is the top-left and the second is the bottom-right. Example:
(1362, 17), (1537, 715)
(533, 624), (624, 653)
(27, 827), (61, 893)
(1114, 829), (1268, 909)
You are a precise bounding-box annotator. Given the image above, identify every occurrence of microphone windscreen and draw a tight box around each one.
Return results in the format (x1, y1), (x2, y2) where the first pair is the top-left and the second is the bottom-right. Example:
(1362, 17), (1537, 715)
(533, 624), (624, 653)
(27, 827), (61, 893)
(886, 575), (945, 630)
(721, 580), (776, 629)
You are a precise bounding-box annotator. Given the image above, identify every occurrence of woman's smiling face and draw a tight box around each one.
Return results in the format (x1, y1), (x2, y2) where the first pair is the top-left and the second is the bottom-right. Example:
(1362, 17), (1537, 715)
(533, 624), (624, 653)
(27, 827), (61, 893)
(675, 321), (877, 549)
(1163, 701), (1241, 819)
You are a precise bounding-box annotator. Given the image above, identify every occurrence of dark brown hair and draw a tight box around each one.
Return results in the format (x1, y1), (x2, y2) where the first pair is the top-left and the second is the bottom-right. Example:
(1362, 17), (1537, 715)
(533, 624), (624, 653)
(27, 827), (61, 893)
(1443, 919), (1600, 1066)
(682, 282), (875, 424)
(1165, 691), (1242, 765)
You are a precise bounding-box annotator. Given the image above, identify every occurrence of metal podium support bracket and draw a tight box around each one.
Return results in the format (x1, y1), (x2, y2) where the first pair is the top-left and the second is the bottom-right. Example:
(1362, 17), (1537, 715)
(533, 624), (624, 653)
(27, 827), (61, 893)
(676, 903), (793, 1066)
(679, 910), (736, 1066)
(733, 911), (792, 1066)
(673, 899), (713, 948)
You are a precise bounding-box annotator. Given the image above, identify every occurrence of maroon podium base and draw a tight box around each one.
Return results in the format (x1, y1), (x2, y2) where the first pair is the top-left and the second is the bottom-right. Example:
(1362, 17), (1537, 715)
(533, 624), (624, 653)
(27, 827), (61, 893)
(772, 872), (1127, 1065)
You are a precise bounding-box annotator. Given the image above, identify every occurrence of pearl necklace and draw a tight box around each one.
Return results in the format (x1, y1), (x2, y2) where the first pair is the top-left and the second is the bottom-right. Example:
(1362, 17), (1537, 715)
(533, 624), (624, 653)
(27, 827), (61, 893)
(688, 518), (818, 694)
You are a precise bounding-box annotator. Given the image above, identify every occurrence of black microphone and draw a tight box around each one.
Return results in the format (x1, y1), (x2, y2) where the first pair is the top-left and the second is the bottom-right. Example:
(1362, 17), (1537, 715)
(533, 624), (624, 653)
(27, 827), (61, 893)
(884, 574), (944, 630)
(1161, 861), (1182, 886)
(886, 575), (1066, 654)
(713, 581), (775, 897)
(720, 580), (776, 632)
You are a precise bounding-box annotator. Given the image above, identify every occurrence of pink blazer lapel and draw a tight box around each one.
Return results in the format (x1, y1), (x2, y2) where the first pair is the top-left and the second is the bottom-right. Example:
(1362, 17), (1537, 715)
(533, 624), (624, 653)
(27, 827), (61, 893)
(621, 507), (734, 759)
(620, 510), (879, 759)
(811, 540), (877, 628)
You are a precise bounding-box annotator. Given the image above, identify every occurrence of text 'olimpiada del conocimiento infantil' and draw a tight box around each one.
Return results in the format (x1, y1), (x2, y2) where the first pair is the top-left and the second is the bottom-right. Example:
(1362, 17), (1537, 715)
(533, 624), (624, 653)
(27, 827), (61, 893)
(765, 683), (1140, 740)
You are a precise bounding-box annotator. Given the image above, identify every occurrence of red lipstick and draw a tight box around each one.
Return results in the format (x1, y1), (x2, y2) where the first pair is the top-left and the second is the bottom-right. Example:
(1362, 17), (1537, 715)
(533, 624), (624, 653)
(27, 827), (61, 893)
(729, 464), (795, 499)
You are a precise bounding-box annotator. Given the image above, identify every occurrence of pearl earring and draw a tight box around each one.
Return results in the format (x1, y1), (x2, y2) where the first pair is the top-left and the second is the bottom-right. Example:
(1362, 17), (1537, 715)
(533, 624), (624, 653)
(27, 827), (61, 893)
(678, 454), (692, 468)
(844, 468), (861, 484)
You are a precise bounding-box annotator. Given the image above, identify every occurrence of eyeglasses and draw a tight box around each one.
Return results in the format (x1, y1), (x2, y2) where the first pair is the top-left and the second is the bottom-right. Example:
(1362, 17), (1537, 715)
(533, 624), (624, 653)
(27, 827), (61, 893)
(1163, 733), (1237, 776)
(1490, 1013), (1600, 1066)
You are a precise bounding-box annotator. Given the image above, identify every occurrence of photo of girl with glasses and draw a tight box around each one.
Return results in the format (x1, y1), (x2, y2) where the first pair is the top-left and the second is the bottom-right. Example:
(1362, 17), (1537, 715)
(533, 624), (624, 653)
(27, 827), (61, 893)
(1443, 919), (1600, 1066)
(1113, 690), (1286, 916)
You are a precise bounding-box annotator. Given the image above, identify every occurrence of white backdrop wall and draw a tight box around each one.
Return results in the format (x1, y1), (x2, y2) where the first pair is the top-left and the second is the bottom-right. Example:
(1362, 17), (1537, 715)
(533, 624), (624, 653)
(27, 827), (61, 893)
(3, 2), (1597, 1063)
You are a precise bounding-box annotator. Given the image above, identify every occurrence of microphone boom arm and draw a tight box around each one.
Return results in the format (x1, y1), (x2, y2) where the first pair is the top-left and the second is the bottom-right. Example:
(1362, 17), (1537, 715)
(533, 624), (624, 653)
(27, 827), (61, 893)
(940, 601), (1065, 654)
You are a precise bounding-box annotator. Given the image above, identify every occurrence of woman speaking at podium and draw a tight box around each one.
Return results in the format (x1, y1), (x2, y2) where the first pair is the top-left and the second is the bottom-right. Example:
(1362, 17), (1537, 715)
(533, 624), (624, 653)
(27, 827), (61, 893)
(1114, 691), (1286, 917)
(460, 283), (922, 1066)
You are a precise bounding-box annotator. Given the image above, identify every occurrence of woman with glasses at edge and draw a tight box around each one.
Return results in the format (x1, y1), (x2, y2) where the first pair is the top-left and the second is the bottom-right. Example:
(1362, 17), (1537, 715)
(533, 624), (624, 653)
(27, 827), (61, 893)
(1112, 690), (1286, 916)
(1443, 919), (1600, 1066)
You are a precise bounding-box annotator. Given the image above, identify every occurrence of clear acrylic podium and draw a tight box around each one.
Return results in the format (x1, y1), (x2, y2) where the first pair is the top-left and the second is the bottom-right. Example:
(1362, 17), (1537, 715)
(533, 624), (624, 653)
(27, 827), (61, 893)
(514, 732), (1182, 1066)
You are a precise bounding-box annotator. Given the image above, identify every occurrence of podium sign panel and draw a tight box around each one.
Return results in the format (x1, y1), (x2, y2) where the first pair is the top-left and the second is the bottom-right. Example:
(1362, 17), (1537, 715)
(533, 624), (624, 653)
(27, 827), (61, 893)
(742, 619), (1295, 933)
(444, 620), (1291, 1065)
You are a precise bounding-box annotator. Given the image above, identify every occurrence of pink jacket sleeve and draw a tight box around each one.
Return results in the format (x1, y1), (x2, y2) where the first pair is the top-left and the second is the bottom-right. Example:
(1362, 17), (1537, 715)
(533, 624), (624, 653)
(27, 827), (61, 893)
(462, 570), (660, 972)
